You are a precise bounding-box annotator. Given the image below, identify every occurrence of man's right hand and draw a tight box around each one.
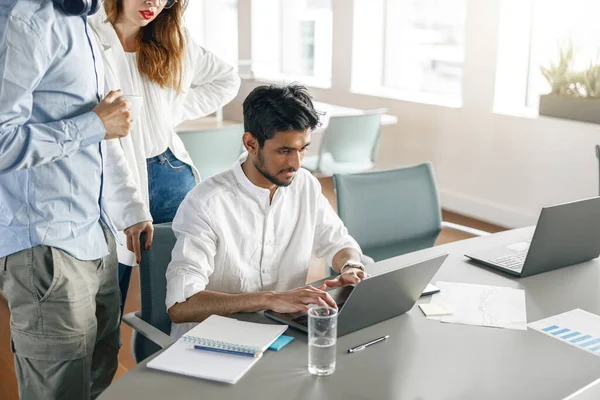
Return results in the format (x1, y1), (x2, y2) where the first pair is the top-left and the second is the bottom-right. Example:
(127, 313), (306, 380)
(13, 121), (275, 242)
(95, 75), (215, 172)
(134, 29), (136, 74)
(268, 285), (337, 314)
(93, 89), (132, 140)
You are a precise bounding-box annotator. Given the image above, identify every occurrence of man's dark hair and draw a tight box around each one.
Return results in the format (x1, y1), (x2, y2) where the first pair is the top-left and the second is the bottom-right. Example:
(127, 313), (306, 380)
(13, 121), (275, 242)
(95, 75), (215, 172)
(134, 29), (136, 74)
(243, 84), (321, 147)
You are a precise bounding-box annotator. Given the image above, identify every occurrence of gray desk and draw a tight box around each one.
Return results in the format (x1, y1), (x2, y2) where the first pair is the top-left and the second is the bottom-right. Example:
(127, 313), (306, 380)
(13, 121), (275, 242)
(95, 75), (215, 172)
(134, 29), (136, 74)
(100, 228), (600, 400)
(566, 378), (600, 399)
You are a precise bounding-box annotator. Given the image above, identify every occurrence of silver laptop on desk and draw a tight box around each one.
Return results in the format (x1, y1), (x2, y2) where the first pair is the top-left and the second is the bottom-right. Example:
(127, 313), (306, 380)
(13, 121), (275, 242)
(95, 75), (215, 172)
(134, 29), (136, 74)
(465, 197), (600, 277)
(264, 253), (448, 336)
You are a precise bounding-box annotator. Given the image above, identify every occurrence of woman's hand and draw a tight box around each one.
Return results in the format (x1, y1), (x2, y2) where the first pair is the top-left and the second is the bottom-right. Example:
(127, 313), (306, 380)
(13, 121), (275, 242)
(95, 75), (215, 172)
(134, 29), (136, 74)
(124, 221), (154, 264)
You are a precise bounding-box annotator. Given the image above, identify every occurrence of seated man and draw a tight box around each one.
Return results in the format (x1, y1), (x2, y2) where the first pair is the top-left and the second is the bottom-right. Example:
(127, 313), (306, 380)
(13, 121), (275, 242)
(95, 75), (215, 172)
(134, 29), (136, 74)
(166, 84), (367, 338)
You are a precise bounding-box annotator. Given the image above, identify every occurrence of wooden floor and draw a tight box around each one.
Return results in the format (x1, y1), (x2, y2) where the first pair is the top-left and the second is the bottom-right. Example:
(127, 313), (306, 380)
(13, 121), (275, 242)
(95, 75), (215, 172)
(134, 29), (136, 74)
(0, 177), (505, 399)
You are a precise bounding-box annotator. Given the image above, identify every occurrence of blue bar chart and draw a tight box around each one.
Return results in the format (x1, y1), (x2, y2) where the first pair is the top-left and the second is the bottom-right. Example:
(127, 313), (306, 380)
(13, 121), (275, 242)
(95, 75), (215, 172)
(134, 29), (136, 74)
(529, 309), (600, 357)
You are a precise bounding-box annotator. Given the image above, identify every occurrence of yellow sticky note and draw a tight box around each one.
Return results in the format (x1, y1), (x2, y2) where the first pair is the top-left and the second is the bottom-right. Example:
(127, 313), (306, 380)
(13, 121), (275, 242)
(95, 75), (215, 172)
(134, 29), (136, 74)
(419, 303), (454, 317)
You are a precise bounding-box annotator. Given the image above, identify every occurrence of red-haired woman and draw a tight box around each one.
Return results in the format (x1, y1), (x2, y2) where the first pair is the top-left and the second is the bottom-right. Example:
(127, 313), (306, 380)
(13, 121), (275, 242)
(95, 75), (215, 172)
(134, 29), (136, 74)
(90, 0), (240, 316)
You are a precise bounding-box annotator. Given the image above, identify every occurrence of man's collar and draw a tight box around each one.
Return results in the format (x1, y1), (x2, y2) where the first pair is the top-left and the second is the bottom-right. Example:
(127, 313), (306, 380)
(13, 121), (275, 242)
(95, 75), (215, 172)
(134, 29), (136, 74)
(232, 153), (289, 204)
(232, 152), (271, 199)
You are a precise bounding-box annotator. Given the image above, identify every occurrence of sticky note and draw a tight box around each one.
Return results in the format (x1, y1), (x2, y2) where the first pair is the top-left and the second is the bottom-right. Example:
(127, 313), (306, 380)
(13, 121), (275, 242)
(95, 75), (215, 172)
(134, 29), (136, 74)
(419, 303), (454, 317)
(268, 335), (295, 351)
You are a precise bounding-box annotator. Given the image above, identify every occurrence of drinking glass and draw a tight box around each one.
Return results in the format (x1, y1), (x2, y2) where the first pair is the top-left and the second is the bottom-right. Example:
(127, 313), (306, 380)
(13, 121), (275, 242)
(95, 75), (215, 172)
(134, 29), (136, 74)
(308, 306), (337, 376)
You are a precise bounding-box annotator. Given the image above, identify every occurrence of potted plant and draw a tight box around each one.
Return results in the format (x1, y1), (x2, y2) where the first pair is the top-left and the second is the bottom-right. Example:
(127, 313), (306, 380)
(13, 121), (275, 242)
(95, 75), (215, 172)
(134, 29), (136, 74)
(539, 45), (600, 124)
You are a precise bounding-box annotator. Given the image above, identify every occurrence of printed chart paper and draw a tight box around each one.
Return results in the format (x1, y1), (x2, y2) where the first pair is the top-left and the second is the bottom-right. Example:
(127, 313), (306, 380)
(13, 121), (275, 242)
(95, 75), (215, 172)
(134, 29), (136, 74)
(529, 309), (600, 357)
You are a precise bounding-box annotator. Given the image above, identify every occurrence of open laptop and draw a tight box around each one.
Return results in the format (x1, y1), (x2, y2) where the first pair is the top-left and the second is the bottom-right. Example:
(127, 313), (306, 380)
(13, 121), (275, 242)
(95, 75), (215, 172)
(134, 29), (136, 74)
(264, 253), (448, 336)
(465, 197), (600, 277)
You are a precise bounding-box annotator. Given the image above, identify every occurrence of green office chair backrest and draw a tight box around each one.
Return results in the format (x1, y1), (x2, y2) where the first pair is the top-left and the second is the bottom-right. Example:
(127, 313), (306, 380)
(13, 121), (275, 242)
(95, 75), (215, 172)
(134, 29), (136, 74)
(177, 124), (244, 179)
(596, 145), (600, 195)
(333, 163), (443, 262)
(136, 223), (177, 362)
(319, 110), (386, 167)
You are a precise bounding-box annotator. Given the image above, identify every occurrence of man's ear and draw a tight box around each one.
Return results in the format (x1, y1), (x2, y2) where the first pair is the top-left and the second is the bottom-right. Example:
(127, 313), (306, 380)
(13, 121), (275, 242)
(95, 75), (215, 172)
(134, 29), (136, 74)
(243, 132), (258, 155)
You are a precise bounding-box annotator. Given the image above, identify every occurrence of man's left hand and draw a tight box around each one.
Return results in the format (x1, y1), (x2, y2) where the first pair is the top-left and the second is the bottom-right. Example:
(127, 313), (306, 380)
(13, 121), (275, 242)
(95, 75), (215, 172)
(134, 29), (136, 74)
(319, 267), (368, 290)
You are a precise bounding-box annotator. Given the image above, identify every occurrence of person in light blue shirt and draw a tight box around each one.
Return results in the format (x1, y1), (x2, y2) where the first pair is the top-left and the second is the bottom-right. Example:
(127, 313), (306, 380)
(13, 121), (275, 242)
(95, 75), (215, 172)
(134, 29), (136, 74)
(0, 0), (142, 398)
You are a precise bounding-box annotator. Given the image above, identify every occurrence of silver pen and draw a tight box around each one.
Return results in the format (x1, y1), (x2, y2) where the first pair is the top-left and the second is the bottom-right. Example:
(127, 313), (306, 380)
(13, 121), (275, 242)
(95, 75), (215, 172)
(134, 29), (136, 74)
(347, 335), (390, 353)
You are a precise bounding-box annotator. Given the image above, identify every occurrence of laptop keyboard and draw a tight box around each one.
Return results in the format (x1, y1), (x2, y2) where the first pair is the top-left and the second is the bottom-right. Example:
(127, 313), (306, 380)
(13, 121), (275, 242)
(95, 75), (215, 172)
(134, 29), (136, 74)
(292, 314), (309, 327)
(491, 250), (527, 270)
(292, 302), (345, 327)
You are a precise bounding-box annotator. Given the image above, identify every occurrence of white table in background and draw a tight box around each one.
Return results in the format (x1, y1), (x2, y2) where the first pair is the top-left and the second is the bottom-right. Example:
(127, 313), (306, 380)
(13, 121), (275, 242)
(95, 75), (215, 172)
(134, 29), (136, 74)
(313, 101), (398, 127)
(174, 102), (397, 134)
(175, 117), (241, 133)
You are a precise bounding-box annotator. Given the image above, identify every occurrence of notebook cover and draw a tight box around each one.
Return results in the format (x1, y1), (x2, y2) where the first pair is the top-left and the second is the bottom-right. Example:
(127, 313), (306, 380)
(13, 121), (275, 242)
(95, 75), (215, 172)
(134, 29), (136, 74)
(147, 339), (258, 384)
(182, 315), (287, 352)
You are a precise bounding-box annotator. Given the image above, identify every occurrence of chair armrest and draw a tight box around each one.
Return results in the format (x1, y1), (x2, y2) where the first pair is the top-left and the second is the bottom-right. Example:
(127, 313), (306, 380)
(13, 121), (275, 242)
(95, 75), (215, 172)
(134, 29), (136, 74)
(122, 311), (174, 349)
(441, 221), (491, 237)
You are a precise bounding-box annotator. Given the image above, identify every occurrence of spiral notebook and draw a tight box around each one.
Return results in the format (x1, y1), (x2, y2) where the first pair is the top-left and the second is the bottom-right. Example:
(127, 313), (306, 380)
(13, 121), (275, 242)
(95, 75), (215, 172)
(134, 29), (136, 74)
(147, 315), (287, 384)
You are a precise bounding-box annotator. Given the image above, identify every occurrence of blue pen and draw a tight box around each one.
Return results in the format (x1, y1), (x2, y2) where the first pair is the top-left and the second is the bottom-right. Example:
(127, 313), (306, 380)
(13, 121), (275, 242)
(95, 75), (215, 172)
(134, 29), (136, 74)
(193, 345), (260, 358)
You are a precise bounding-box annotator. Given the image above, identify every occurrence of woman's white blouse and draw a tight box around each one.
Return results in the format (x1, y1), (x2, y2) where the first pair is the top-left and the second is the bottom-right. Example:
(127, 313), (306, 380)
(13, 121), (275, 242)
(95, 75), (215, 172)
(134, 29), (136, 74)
(123, 52), (170, 158)
(90, 10), (241, 266)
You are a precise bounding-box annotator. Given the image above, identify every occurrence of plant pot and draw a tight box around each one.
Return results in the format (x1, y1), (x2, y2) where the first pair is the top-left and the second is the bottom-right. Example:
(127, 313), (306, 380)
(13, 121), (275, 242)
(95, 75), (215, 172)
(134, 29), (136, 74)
(539, 94), (600, 124)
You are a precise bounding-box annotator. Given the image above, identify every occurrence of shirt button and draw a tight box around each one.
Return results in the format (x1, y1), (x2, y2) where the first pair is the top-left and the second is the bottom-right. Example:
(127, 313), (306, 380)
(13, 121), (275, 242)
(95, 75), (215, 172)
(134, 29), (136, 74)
(262, 269), (267, 273)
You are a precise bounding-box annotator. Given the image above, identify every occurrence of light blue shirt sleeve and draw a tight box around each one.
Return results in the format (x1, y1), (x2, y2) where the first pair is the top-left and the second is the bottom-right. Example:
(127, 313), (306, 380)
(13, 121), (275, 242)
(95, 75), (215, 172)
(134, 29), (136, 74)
(0, 3), (111, 261)
(0, 15), (106, 173)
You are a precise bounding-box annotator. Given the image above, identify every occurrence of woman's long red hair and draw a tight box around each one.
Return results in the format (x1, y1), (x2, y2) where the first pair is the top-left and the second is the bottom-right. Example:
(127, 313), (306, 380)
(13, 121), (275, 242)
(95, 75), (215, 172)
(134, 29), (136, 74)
(104, 0), (188, 92)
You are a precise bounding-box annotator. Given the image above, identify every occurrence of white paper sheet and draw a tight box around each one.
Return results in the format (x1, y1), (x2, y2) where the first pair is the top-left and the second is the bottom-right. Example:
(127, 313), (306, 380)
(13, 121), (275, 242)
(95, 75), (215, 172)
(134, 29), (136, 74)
(529, 309), (600, 357)
(428, 281), (527, 330)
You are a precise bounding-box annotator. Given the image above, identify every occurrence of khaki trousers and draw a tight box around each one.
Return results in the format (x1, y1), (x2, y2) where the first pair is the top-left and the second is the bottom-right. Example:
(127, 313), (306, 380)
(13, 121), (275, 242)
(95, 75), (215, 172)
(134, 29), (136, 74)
(0, 228), (121, 400)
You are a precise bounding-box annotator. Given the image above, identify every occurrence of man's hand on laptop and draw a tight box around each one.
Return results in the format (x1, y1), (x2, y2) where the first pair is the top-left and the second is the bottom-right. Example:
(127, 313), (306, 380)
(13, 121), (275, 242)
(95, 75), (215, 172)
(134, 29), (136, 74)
(320, 267), (368, 289)
(267, 285), (337, 313)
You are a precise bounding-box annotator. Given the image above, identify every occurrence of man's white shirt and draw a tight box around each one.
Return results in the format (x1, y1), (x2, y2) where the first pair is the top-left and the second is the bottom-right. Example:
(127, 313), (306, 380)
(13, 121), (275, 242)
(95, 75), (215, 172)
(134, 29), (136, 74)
(166, 153), (361, 339)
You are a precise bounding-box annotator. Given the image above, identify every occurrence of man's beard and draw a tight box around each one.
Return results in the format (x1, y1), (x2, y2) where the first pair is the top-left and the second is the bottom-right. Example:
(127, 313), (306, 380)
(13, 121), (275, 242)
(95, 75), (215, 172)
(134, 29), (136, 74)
(254, 150), (296, 187)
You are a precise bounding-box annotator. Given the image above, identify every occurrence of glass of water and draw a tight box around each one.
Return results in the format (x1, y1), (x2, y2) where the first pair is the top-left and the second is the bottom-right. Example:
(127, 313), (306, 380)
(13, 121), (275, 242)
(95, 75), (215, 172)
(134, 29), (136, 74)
(308, 306), (338, 376)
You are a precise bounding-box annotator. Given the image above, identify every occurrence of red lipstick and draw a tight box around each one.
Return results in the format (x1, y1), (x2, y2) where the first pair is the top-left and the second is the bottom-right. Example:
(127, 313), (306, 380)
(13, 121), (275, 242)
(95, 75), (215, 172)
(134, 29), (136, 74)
(140, 10), (154, 20)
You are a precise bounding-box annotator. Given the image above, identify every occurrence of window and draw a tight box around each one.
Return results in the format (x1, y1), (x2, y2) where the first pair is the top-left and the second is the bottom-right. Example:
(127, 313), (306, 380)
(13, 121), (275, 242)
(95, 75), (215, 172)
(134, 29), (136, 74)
(352, 0), (466, 107)
(494, 0), (600, 114)
(299, 21), (316, 76)
(184, 0), (239, 68)
(527, 0), (600, 108)
(251, 0), (333, 87)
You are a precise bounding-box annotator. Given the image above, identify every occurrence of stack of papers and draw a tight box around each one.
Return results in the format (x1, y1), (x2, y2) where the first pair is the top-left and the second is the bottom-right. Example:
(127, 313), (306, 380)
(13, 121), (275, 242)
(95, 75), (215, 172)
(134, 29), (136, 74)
(427, 281), (527, 330)
(419, 303), (454, 317)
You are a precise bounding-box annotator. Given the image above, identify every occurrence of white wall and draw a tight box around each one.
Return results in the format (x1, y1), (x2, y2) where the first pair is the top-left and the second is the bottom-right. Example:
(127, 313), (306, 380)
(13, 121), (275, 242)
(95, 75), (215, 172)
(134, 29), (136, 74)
(225, 0), (600, 228)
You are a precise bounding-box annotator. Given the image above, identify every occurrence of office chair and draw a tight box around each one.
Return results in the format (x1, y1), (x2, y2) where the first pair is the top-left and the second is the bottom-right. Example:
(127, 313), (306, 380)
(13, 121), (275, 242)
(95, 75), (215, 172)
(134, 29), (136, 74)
(302, 109), (387, 175)
(122, 223), (176, 363)
(333, 163), (489, 262)
(596, 145), (600, 194)
(177, 124), (244, 179)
